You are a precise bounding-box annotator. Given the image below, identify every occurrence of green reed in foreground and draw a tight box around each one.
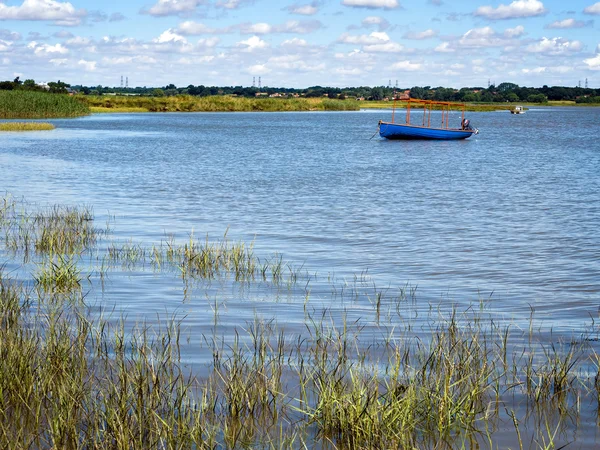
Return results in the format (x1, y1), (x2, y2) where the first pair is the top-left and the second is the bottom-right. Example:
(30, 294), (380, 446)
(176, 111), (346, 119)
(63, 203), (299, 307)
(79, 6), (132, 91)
(0, 122), (55, 131)
(1, 195), (598, 449)
(1, 266), (597, 450)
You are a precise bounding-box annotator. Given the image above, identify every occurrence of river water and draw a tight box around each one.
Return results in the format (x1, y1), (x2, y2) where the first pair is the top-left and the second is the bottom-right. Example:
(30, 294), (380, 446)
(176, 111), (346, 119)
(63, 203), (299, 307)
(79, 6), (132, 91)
(2, 108), (599, 328)
(2, 107), (600, 445)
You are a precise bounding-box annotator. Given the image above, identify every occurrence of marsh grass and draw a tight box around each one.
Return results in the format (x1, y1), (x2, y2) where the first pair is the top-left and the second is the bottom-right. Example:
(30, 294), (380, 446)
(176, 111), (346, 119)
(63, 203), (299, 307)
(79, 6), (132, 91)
(2, 195), (600, 449)
(3, 261), (600, 449)
(0, 122), (55, 131)
(105, 232), (300, 285)
(0, 91), (89, 119)
(34, 254), (82, 293)
(1, 198), (101, 258)
(81, 95), (360, 113)
(89, 106), (149, 113)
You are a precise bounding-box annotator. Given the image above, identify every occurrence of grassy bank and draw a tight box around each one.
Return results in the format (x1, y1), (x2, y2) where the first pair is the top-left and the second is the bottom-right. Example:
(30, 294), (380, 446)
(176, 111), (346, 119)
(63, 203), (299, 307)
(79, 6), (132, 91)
(80, 94), (360, 113)
(0, 91), (89, 119)
(0, 122), (55, 131)
(360, 100), (519, 112)
(1, 196), (599, 448)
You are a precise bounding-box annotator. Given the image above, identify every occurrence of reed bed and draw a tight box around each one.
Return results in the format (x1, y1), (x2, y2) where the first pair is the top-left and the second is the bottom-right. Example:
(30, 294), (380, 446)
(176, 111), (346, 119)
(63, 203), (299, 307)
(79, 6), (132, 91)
(0, 91), (89, 119)
(1, 269), (597, 449)
(1, 199), (99, 258)
(1, 195), (600, 449)
(0, 122), (55, 131)
(81, 95), (360, 113)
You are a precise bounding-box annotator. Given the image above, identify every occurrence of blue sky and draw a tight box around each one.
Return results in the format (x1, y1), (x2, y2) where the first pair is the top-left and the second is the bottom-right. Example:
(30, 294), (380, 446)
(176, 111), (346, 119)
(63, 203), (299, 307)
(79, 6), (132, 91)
(1, 0), (599, 88)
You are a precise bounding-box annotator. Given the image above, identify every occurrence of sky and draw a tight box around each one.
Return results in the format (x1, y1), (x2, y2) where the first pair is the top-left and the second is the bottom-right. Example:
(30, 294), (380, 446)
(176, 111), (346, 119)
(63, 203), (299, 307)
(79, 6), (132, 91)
(1, 0), (599, 88)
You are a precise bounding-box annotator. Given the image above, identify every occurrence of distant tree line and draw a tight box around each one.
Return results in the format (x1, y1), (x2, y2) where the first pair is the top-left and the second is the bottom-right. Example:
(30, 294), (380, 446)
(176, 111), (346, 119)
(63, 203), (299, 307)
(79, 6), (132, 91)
(2, 76), (599, 103)
(0, 77), (72, 94)
(407, 82), (600, 104)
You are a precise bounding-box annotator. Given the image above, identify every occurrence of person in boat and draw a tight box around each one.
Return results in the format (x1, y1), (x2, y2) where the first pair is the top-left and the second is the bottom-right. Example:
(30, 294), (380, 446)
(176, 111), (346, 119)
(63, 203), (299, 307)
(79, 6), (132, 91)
(461, 118), (473, 130)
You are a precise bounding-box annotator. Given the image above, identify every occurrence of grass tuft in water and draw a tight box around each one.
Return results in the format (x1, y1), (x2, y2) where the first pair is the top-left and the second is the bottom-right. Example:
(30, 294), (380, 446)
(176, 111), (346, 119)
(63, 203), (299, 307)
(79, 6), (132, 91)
(0, 122), (55, 131)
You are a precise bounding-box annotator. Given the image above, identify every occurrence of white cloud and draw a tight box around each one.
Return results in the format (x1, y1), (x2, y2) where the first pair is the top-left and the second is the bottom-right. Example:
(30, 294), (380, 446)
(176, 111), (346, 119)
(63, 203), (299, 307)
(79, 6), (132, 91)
(246, 63), (271, 75)
(28, 41), (69, 56)
(335, 67), (363, 75)
(49, 58), (67, 66)
(474, 0), (546, 20)
(267, 55), (325, 72)
(342, 0), (399, 9)
(240, 20), (323, 34)
(0, 0), (86, 26)
(153, 29), (187, 44)
(146, 0), (203, 17)
(216, 0), (247, 8)
(177, 21), (219, 35)
(504, 25), (525, 37)
(289, 4), (318, 15)
(241, 23), (272, 34)
(338, 31), (390, 44)
(391, 60), (422, 71)
(362, 16), (386, 25)
(526, 37), (583, 54)
(363, 41), (404, 52)
(237, 35), (268, 51)
(276, 20), (323, 34)
(177, 55), (214, 64)
(102, 56), (158, 65)
(334, 48), (374, 64)
(78, 59), (96, 71)
(547, 18), (590, 29)
(434, 42), (454, 52)
(281, 37), (308, 47)
(584, 54), (600, 69)
(65, 36), (91, 47)
(403, 29), (437, 40)
(522, 66), (572, 74)
(458, 27), (504, 47)
(197, 37), (219, 47)
(583, 2), (600, 14)
(0, 39), (12, 51)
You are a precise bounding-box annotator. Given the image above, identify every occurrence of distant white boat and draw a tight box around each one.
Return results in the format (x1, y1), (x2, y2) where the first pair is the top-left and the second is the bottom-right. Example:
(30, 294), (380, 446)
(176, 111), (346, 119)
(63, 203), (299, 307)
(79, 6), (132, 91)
(510, 105), (525, 114)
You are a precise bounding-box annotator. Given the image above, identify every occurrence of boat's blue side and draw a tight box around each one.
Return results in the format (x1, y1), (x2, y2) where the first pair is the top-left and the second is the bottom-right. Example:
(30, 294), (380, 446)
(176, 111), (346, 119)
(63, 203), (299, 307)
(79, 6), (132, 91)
(379, 122), (475, 140)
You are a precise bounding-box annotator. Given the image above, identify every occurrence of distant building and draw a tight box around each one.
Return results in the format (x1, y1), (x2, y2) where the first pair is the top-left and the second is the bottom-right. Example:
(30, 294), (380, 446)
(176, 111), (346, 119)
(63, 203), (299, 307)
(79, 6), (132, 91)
(398, 90), (410, 100)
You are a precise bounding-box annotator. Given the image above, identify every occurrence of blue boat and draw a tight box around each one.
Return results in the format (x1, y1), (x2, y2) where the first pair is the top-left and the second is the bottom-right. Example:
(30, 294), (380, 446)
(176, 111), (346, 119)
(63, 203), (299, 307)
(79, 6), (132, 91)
(379, 98), (478, 140)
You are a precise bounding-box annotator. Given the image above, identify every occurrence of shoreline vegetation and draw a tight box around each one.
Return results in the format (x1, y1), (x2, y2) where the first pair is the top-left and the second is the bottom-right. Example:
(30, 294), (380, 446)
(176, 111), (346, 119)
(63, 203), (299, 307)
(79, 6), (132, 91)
(2, 195), (600, 448)
(0, 122), (55, 131)
(80, 94), (361, 113)
(1, 90), (598, 120)
(0, 91), (89, 119)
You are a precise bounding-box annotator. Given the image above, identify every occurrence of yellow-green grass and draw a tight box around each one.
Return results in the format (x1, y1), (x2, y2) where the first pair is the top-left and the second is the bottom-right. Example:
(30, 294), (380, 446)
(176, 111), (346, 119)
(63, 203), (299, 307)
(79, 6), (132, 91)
(90, 106), (149, 113)
(81, 94), (360, 112)
(0, 121), (55, 131)
(360, 100), (516, 112)
(0, 90), (89, 119)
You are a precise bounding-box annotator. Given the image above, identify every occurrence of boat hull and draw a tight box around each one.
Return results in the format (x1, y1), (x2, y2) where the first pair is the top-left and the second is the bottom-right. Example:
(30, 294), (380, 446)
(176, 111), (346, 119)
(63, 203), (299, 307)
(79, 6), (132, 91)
(379, 122), (476, 140)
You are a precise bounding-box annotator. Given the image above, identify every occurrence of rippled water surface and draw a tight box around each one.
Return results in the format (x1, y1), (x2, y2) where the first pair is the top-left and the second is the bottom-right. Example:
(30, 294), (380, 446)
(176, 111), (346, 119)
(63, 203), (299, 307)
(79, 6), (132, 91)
(3, 108), (599, 329)
(2, 106), (600, 446)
